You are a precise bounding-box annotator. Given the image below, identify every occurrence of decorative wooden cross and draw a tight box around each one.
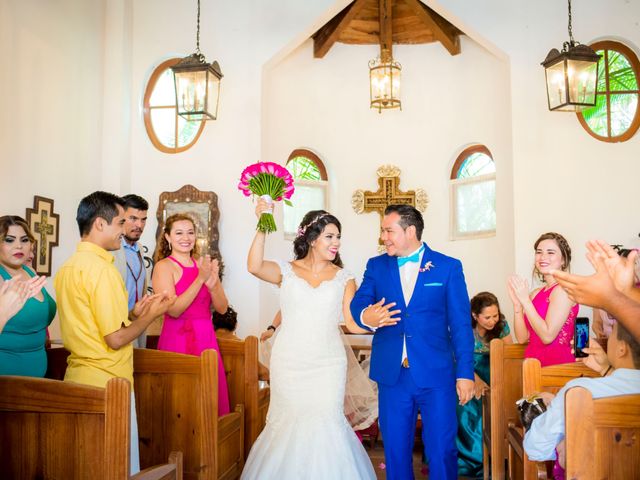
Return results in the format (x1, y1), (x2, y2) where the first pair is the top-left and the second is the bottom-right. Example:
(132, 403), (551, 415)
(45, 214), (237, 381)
(352, 165), (428, 245)
(26, 196), (59, 276)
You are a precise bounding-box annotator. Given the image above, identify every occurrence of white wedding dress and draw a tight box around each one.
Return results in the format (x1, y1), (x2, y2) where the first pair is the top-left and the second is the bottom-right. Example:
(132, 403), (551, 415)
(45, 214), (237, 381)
(240, 262), (376, 480)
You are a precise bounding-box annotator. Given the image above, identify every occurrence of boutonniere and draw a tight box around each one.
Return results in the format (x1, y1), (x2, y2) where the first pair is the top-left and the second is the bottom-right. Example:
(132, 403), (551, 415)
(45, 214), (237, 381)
(419, 261), (434, 273)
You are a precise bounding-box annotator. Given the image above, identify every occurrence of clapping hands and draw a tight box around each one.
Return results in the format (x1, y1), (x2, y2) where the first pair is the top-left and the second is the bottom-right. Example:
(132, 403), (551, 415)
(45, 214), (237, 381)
(507, 275), (530, 306)
(132, 292), (176, 321)
(196, 254), (221, 290)
(0, 275), (46, 315)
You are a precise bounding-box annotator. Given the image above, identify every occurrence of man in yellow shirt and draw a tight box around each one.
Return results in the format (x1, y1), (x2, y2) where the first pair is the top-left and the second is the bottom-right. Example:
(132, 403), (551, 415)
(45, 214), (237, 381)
(55, 191), (173, 474)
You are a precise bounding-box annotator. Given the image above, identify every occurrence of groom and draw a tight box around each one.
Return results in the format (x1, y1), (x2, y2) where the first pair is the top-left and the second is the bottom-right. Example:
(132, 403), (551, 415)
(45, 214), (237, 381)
(351, 204), (474, 480)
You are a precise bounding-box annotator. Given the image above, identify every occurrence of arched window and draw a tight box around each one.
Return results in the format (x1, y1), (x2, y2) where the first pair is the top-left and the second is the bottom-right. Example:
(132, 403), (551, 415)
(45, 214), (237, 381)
(578, 40), (640, 142)
(283, 149), (329, 239)
(143, 58), (205, 153)
(450, 145), (496, 239)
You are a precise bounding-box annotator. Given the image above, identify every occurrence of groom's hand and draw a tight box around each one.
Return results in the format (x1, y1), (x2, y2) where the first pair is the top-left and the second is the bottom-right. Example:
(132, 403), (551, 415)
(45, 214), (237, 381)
(362, 298), (401, 328)
(456, 379), (474, 406)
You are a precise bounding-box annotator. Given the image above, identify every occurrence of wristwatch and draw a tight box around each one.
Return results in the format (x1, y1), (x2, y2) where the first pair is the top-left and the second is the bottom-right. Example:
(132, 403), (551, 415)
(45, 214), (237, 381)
(267, 325), (277, 332)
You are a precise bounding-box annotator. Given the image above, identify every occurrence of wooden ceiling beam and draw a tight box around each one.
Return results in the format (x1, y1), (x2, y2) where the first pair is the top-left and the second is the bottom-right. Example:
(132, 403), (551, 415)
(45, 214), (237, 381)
(313, 0), (370, 58)
(379, 0), (393, 57)
(405, 0), (460, 55)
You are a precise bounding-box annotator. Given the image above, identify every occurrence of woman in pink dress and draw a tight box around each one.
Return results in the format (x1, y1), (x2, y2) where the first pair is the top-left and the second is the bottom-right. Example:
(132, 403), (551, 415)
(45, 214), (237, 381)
(508, 232), (578, 367)
(152, 213), (230, 415)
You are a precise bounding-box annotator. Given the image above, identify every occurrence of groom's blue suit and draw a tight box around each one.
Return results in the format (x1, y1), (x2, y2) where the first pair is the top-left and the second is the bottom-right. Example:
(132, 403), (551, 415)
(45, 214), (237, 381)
(351, 242), (474, 480)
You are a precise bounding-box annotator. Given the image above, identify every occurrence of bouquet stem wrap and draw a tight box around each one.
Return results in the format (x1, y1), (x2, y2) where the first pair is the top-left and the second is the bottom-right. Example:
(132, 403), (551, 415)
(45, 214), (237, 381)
(238, 162), (295, 234)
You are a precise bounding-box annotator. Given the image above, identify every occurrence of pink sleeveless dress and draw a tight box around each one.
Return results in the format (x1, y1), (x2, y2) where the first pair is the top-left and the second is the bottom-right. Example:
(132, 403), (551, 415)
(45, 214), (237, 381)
(157, 256), (230, 415)
(524, 283), (577, 367)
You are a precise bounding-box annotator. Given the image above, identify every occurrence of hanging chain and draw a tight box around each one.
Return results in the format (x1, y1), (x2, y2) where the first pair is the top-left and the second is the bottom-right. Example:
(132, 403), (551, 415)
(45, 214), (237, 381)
(567, 0), (574, 45)
(562, 0), (579, 51)
(195, 0), (201, 55)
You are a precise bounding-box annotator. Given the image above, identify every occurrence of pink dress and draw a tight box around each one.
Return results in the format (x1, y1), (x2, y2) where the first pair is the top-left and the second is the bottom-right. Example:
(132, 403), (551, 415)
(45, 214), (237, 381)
(524, 283), (577, 367)
(157, 256), (230, 415)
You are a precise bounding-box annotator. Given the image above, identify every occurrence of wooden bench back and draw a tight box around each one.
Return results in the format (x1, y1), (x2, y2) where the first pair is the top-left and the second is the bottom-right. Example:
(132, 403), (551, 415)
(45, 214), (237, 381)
(485, 339), (527, 480)
(133, 348), (244, 480)
(522, 358), (599, 396)
(565, 387), (640, 479)
(0, 375), (130, 480)
(510, 358), (601, 480)
(218, 336), (270, 457)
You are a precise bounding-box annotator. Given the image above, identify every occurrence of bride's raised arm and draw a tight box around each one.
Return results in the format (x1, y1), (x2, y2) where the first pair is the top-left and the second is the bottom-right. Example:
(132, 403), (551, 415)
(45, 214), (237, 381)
(247, 198), (282, 285)
(342, 279), (371, 334)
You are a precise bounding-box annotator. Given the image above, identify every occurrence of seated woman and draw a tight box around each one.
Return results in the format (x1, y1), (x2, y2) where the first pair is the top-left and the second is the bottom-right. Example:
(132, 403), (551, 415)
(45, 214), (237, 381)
(212, 306), (270, 382)
(508, 232), (578, 367)
(456, 291), (512, 478)
(152, 213), (230, 415)
(0, 216), (56, 376)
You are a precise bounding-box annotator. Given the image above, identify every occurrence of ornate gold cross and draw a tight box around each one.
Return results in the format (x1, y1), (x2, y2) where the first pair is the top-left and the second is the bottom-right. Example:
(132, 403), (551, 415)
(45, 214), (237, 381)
(352, 165), (428, 245)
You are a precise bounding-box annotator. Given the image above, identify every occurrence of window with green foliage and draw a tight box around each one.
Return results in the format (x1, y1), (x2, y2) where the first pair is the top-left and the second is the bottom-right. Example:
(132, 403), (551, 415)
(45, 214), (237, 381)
(284, 150), (329, 238)
(143, 58), (205, 153)
(450, 145), (496, 240)
(578, 40), (640, 142)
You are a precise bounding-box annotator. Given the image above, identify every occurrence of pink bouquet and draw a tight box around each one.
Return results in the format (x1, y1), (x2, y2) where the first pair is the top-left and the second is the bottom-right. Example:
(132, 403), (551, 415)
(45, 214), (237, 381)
(238, 162), (295, 233)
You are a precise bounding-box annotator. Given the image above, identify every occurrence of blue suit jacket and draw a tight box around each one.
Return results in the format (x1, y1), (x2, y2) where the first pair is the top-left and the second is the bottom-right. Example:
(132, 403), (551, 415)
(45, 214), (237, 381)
(350, 243), (474, 388)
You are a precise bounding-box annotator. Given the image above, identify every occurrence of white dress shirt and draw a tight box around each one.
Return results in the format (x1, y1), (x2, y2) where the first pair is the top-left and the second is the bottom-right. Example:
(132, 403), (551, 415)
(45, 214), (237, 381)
(398, 245), (425, 364)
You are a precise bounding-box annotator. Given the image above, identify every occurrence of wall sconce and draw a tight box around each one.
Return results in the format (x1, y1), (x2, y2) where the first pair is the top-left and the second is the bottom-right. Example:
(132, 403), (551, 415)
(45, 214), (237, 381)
(541, 0), (600, 112)
(172, 0), (223, 121)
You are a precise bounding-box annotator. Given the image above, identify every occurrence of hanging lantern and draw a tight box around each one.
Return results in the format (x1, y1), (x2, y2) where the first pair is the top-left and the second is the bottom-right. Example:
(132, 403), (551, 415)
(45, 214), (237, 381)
(369, 49), (402, 113)
(541, 0), (600, 112)
(172, 0), (223, 121)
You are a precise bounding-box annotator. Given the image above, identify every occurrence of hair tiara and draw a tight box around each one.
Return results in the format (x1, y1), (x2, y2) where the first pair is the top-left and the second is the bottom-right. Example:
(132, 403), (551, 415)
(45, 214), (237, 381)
(296, 213), (330, 238)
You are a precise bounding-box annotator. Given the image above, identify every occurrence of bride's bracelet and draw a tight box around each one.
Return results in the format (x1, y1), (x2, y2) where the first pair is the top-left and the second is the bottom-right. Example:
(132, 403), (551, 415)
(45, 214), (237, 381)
(267, 325), (277, 333)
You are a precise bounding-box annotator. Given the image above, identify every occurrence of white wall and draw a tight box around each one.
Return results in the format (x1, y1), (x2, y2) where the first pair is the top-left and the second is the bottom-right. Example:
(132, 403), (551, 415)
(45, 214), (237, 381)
(435, 0), (640, 318)
(0, 0), (106, 338)
(260, 36), (515, 326)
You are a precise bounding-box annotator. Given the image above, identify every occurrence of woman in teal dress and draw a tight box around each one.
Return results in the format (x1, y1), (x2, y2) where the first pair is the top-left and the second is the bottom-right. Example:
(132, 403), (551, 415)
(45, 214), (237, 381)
(0, 216), (56, 377)
(457, 291), (512, 478)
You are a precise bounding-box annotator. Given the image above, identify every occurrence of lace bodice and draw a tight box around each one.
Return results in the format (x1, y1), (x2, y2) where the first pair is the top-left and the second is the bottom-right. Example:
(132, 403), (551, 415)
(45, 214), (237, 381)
(277, 261), (353, 342)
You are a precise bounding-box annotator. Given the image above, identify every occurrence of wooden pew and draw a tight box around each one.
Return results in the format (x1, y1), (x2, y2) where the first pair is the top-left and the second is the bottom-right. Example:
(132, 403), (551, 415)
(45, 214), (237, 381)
(565, 387), (640, 479)
(482, 339), (527, 480)
(45, 345), (71, 380)
(133, 348), (245, 480)
(0, 375), (182, 480)
(506, 358), (599, 480)
(218, 336), (270, 458)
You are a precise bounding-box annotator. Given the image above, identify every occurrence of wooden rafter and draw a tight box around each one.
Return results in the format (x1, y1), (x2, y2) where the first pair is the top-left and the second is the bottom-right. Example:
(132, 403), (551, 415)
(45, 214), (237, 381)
(313, 0), (369, 58)
(405, 0), (460, 55)
(379, 0), (393, 57)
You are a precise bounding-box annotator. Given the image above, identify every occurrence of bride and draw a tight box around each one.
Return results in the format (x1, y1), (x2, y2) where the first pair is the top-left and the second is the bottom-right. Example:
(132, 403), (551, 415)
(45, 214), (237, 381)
(241, 201), (377, 480)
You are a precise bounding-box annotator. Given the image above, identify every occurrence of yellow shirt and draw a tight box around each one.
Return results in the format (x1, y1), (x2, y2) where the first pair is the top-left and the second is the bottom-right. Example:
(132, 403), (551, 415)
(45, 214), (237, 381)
(54, 241), (132, 388)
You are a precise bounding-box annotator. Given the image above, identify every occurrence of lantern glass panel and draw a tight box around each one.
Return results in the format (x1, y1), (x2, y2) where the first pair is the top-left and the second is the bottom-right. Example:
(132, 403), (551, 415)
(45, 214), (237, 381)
(566, 58), (598, 105)
(545, 60), (569, 110)
(175, 70), (208, 119)
(206, 72), (221, 120)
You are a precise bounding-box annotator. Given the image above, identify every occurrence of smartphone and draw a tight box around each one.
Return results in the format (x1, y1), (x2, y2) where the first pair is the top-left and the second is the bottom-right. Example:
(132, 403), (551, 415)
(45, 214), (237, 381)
(574, 317), (589, 358)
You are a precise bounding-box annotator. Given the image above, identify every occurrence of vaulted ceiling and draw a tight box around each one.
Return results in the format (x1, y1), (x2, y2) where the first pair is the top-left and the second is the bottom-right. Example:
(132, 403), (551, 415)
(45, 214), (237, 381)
(313, 0), (464, 58)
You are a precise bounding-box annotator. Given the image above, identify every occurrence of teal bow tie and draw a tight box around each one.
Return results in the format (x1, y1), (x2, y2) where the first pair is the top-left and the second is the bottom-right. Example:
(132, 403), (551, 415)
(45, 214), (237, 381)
(397, 246), (425, 267)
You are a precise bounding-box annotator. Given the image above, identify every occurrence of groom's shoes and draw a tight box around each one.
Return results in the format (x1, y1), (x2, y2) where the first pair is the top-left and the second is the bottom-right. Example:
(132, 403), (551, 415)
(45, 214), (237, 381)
(402, 358), (410, 368)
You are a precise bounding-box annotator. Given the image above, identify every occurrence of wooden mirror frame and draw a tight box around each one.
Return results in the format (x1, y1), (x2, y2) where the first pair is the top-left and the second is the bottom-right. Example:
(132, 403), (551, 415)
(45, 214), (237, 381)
(154, 185), (222, 271)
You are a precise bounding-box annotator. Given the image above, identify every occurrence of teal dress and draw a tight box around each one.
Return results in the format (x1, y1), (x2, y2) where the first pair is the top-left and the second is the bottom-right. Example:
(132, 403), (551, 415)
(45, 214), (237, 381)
(456, 322), (511, 478)
(0, 265), (56, 377)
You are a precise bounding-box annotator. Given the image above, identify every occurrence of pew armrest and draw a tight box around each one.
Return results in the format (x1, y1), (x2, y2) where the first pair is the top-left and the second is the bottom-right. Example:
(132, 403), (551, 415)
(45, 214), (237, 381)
(131, 451), (183, 480)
